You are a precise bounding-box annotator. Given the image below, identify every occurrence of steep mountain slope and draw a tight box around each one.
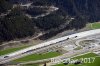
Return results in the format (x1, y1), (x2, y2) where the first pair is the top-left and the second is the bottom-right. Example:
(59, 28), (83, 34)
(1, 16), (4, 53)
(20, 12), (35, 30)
(0, 0), (100, 42)
(32, 0), (100, 22)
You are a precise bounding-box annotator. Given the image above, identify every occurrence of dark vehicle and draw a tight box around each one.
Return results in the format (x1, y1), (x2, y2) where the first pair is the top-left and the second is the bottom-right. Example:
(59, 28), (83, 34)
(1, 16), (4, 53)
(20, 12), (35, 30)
(4, 56), (9, 58)
(75, 36), (78, 38)
(67, 38), (69, 40)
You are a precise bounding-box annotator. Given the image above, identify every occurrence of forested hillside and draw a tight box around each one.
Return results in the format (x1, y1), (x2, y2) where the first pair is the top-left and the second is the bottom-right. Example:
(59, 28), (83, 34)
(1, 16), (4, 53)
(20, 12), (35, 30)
(0, 0), (35, 42)
(0, 0), (100, 42)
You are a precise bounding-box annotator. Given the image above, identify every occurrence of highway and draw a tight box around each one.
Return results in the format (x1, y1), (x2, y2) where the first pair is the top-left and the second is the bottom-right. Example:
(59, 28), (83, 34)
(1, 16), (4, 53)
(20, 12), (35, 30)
(0, 29), (100, 64)
(19, 33), (100, 65)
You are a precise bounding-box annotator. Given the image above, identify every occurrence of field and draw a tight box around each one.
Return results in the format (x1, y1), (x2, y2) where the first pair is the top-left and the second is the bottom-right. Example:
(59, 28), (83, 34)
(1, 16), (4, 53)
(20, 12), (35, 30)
(54, 53), (100, 66)
(13, 52), (61, 62)
(87, 22), (100, 29)
(0, 45), (29, 56)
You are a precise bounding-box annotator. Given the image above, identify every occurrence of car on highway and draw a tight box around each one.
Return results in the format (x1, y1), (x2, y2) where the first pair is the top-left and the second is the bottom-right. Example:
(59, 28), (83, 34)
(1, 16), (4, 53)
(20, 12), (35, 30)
(4, 56), (9, 58)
